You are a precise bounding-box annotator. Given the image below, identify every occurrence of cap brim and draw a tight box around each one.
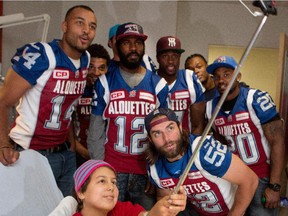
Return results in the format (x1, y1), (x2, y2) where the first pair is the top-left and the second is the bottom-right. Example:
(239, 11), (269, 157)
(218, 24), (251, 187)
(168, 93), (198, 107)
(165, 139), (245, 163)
(206, 63), (235, 74)
(116, 33), (148, 42)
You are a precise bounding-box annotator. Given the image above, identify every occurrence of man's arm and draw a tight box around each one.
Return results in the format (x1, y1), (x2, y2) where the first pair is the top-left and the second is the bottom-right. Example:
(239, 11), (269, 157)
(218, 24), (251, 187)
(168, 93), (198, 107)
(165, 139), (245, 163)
(262, 119), (285, 208)
(87, 114), (106, 160)
(0, 68), (32, 165)
(222, 154), (259, 216)
(190, 101), (205, 135)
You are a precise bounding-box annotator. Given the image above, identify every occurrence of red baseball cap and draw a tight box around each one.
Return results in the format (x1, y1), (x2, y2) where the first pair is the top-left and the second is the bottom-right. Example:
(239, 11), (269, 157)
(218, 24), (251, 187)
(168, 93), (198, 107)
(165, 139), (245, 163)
(156, 36), (185, 55)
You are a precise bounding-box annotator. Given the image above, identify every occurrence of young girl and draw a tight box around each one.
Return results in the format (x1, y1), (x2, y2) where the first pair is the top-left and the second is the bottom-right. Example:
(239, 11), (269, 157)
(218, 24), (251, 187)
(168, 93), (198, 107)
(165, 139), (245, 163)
(73, 160), (186, 216)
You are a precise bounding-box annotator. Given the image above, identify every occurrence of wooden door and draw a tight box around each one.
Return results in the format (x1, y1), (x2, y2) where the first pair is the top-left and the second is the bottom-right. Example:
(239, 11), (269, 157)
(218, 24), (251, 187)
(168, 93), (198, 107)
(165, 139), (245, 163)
(278, 33), (288, 216)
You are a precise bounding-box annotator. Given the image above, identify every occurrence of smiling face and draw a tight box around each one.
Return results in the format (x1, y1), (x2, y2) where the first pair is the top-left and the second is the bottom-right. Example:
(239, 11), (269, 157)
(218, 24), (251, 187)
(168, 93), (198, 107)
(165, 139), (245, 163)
(213, 67), (241, 101)
(185, 56), (209, 83)
(149, 116), (183, 162)
(77, 166), (118, 215)
(61, 7), (97, 58)
(86, 57), (108, 87)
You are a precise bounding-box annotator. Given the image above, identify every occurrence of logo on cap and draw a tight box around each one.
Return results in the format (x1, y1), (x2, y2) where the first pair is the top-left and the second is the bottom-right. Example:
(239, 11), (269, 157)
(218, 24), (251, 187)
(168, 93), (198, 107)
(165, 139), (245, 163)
(216, 56), (227, 63)
(124, 23), (141, 34)
(168, 37), (177, 47)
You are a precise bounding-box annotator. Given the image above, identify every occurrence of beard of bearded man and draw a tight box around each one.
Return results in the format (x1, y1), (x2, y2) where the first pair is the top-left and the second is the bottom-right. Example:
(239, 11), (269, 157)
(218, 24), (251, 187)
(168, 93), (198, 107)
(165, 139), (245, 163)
(157, 133), (184, 160)
(118, 45), (145, 70)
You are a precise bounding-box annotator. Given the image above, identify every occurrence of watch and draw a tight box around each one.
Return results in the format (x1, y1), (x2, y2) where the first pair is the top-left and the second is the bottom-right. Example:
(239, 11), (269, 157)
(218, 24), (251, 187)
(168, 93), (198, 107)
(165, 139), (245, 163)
(268, 183), (281, 192)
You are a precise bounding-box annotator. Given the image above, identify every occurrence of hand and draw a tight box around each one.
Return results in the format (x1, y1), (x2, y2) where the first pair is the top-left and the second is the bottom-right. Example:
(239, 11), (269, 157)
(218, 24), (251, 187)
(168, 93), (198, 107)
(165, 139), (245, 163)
(148, 186), (187, 216)
(262, 188), (280, 208)
(0, 145), (20, 166)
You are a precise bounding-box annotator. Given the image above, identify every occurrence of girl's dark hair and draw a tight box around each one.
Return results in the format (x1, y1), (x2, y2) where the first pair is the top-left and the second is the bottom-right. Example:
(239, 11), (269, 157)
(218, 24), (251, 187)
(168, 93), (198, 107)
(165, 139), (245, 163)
(73, 174), (92, 212)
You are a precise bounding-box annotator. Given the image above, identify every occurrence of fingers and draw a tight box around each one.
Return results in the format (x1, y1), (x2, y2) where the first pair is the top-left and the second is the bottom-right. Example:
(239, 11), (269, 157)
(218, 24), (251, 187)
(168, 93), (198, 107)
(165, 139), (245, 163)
(167, 186), (187, 211)
(0, 147), (19, 166)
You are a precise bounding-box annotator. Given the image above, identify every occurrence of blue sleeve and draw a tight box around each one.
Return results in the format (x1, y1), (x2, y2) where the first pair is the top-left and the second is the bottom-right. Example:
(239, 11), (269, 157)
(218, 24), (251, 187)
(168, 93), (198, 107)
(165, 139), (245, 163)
(192, 73), (205, 103)
(91, 76), (106, 115)
(151, 73), (169, 108)
(199, 136), (232, 177)
(11, 42), (50, 86)
(252, 89), (278, 124)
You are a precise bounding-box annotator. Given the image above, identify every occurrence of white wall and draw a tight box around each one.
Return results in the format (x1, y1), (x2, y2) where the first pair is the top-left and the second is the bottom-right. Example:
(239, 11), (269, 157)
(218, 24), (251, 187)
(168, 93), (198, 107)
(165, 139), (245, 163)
(1, 1), (288, 74)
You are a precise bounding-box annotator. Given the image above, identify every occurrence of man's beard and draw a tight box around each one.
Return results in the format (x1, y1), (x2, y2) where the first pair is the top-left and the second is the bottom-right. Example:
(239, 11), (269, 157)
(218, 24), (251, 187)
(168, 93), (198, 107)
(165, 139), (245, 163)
(157, 136), (183, 160)
(118, 49), (144, 70)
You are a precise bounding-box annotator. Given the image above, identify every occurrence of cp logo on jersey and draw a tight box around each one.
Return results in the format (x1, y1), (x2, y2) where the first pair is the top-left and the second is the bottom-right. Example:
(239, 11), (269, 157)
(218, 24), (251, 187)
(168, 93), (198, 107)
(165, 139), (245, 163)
(111, 91), (125, 100)
(215, 118), (225, 126)
(160, 179), (175, 187)
(53, 70), (69, 79)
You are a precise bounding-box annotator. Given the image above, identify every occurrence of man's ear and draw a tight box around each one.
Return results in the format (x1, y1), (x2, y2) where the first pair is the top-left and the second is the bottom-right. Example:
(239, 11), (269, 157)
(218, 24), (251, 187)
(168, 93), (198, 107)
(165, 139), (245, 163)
(237, 72), (242, 82)
(61, 21), (67, 33)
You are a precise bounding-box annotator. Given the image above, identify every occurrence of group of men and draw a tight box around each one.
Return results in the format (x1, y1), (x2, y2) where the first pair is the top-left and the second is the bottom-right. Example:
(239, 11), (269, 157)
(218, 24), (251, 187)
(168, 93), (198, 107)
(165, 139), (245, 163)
(0, 4), (285, 216)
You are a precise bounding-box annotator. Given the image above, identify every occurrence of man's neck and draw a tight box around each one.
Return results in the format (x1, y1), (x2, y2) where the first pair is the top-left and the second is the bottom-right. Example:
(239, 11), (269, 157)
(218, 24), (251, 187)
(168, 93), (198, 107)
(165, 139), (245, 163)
(58, 40), (82, 60)
(119, 65), (145, 74)
(157, 69), (177, 85)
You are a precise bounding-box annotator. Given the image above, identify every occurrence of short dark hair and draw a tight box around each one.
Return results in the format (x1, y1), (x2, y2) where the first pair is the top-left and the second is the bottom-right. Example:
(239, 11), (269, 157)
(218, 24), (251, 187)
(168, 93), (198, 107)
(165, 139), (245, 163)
(65, 5), (94, 21)
(185, 53), (207, 69)
(87, 43), (111, 65)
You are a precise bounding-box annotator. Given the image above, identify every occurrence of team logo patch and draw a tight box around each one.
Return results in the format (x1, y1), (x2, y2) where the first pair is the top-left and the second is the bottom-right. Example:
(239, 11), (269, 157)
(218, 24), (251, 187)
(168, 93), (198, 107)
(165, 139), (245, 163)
(79, 98), (92, 105)
(82, 69), (88, 79)
(188, 171), (203, 180)
(160, 179), (175, 187)
(236, 112), (249, 121)
(139, 92), (154, 102)
(214, 118), (225, 126)
(75, 70), (80, 78)
(129, 90), (137, 97)
(111, 91), (125, 100)
(53, 69), (69, 79)
(228, 115), (233, 122)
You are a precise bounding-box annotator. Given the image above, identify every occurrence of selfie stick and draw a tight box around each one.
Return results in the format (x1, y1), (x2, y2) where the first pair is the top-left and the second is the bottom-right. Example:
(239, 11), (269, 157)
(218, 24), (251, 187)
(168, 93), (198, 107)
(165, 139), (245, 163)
(174, 0), (277, 194)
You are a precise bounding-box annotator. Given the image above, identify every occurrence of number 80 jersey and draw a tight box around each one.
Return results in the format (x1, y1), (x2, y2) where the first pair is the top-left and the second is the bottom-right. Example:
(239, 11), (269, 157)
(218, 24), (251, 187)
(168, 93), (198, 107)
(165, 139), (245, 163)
(9, 39), (89, 150)
(206, 87), (278, 178)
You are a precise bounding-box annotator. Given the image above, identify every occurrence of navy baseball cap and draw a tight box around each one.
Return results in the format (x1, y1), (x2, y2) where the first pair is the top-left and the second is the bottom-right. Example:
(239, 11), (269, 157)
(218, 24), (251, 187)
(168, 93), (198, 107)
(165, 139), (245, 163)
(108, 24), (120, 47)
(156, 36), (185, 55)
(116, 22), (147, 42)
(145, 108), (179, 134)
(206, 56), (238, 75)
